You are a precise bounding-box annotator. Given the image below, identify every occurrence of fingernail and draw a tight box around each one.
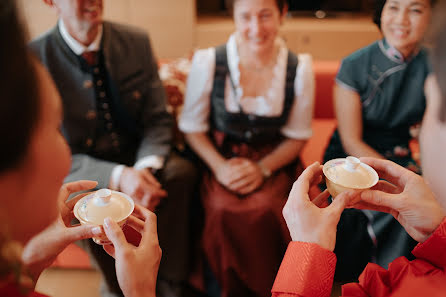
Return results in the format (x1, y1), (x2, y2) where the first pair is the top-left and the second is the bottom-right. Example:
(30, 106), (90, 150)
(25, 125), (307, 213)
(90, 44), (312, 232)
(104, 217), (112, 228)
(92, 226), (102, 235)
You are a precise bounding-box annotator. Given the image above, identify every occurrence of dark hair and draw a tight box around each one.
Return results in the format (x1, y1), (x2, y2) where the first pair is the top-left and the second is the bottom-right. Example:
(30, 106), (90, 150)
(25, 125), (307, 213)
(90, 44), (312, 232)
(428, 0), (446, 122)
(0, 0), (40, 173)
(373, 0), (436, 30)
(225, 0), (287, 15)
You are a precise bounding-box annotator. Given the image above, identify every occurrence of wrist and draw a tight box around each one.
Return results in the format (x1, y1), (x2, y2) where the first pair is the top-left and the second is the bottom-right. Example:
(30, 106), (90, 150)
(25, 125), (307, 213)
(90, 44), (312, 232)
(257, 161), (272, 178)
(147, 167), (160, 176)
(210, 158), (226, 174)
(128, 286), (156, 297)
(110, 165), (126, 190)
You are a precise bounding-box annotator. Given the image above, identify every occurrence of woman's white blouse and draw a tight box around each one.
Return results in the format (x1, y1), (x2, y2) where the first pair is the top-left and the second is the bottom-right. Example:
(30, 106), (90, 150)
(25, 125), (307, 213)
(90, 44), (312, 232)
(179, 34), (315, 140)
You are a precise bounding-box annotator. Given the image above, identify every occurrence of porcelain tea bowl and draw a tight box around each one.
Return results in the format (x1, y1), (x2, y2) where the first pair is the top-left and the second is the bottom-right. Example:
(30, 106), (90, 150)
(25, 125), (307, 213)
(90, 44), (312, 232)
(323, 156), (379, 198)
(74, 188), (134, 245)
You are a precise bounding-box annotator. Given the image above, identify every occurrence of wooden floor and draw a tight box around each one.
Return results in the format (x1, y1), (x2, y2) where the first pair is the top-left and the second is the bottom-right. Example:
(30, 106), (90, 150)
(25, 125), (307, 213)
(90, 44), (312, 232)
(36, 268), (102, 297)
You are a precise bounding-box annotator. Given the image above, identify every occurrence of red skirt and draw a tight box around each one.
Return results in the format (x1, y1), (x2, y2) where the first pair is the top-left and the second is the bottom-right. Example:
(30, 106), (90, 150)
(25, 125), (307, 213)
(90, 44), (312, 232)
(201, 131), (302, 297)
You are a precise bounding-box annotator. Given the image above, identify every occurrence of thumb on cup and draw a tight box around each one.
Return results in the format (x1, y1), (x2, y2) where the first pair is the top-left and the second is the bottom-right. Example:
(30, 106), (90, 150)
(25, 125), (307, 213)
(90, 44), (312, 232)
(103, 217), (127, 249)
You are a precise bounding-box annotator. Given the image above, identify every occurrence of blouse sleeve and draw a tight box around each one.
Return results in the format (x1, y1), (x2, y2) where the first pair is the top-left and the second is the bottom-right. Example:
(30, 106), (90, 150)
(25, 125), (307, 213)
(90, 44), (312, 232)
(335, 55), (361, 92)
(178, 48), (216, 133)
(281, 53), (314, 140)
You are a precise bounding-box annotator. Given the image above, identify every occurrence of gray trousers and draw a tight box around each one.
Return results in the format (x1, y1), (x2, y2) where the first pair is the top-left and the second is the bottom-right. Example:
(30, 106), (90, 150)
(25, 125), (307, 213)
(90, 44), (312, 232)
(81, 152), (198, 297)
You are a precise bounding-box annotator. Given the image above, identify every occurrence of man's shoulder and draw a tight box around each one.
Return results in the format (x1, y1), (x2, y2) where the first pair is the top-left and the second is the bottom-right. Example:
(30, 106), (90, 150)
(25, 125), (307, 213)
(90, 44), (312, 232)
(104, 21), (149, 42)
(29, 26), (58, 54)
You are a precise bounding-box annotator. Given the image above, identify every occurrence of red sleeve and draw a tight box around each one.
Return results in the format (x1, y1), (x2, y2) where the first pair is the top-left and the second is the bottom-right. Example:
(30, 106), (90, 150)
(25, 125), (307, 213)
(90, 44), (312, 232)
(411, 217), (446, 268)
(341, 218), (446, 297)
(0, 283), (50, 297)
(271, 242), (337, 297)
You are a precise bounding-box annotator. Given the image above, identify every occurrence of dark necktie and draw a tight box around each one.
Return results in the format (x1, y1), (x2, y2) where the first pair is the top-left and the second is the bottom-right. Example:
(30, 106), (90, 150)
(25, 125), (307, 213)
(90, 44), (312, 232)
(82, 51), (98, 66)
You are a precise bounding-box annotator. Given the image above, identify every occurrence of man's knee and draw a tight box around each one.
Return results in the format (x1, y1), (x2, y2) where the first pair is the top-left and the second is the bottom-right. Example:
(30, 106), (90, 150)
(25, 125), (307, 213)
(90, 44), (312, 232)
(161, 153), (198, 185)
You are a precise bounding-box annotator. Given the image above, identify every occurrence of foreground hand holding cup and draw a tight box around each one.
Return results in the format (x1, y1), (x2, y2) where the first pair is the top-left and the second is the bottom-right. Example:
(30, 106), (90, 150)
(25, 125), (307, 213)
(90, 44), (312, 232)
(354, 157), (445, 243)
(283, 162), (359, 251)
(102, 204), (161, 297)
(22, 180), (102, 281)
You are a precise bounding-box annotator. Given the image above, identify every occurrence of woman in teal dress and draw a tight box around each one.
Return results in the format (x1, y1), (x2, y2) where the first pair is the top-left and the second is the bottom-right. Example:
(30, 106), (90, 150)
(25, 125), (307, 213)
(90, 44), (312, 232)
(323, 0), (435, 281)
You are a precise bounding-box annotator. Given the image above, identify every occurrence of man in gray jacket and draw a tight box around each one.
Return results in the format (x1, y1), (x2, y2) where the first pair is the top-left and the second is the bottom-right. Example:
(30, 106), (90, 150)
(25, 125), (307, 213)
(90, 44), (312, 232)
(30, 1), (197, 296)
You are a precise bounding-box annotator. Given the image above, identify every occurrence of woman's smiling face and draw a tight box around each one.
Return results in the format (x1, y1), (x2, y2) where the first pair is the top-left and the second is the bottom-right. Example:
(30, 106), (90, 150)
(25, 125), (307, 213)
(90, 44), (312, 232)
(380, 0), (432, 58)
(233, 0), (285, 56)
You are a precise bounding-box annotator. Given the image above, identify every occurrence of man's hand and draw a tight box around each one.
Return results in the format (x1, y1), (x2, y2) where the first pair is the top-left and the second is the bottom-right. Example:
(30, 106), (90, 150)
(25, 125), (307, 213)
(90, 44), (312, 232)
(354, 157), (445, 243)
(22, 180), (102, 281)
(283, 162), (358, 251)
(103, 205), (161, 297)
(119, 167), (167, 211)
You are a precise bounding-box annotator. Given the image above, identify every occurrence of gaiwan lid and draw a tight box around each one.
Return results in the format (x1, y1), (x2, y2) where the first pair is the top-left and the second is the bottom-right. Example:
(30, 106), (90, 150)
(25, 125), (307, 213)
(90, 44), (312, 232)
(323, 156), (379, 189)
(74, 189), (134, 225)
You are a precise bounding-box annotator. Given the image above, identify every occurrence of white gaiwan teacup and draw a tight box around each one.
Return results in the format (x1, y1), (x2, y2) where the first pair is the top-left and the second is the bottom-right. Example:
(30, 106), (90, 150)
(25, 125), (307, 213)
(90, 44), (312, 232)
(74, 189), (134, 245)
(323, 156), (379, 198)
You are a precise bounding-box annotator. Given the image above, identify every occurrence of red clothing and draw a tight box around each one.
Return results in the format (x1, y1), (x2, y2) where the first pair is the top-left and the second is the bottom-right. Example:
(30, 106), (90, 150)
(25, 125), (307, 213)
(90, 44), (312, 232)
(272, 218), (446, 297)
(201, 132), (300, 297)
(0, 282), (48, 297)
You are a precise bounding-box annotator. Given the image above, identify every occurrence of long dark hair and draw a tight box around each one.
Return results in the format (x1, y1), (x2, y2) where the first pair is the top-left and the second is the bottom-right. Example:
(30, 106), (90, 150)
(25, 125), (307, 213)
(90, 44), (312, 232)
(0, 0), (40, 173)
(373, 0), (436, 30)
(428, 0), (446, 122)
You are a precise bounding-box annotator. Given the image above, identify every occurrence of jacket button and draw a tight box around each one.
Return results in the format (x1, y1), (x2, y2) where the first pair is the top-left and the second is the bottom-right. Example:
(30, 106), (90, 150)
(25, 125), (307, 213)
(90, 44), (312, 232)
(85, 110), (96, 120)
(133, 90), (142, 100)
(83, 80), (93, 88)
(86, 138), (93, 147)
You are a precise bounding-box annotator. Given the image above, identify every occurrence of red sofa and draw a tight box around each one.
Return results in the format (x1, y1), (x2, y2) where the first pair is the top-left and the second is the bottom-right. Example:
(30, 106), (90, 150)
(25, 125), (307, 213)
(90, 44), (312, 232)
(51, 59), (340, 269)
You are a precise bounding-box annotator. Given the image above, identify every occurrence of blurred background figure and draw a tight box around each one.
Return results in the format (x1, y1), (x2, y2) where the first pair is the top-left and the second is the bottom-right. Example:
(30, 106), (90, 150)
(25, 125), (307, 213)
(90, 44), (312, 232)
(0, 1), (161, 296)
(322, 0), (434, 281)
(179, 0), (314, 296)
(272, 3), (446, 293)
(29, 0), (197, 296)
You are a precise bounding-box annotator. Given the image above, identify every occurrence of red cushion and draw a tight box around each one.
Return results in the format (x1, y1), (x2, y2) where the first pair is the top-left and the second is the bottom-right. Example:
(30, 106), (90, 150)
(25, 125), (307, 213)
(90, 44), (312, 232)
(301, 119), (337, 168)
(51, 244), (91, 269)
(313, 60), (340, 119)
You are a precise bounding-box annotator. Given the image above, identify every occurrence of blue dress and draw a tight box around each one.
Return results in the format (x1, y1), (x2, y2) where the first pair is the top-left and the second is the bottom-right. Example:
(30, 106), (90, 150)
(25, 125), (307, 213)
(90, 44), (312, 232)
(323, 39), (432, 281)
(324, 39), (431, 171)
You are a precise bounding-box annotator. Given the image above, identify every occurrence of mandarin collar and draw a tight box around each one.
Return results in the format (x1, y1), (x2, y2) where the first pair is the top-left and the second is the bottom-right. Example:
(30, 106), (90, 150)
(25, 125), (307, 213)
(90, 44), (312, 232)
(379, 38), (420, 64)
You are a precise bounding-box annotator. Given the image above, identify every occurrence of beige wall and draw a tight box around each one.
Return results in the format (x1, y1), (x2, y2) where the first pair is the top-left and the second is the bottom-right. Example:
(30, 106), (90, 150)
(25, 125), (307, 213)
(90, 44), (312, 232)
(18, 0), (196, 59)
(18, 1), (380, 60)
(195, 16), (381, 61)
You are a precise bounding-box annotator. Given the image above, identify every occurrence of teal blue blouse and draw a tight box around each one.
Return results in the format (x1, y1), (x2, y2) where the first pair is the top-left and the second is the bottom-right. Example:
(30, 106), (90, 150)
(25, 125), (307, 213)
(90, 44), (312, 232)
(324, 39), (432, 170)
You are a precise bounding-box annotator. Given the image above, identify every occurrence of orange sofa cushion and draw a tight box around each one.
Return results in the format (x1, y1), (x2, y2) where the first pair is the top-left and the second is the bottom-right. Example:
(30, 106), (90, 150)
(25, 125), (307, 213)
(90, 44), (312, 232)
(313, 61), (340, 119)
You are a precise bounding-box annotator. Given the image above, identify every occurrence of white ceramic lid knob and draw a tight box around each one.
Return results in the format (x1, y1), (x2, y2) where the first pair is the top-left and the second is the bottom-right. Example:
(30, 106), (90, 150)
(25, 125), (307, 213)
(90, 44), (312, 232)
(93, 188), (112, 206)
(344, 156), (361, 172)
